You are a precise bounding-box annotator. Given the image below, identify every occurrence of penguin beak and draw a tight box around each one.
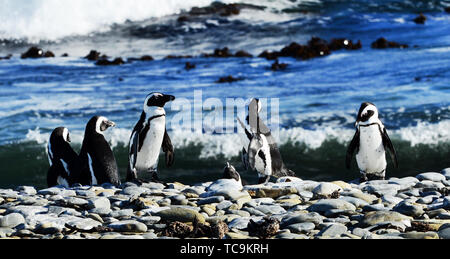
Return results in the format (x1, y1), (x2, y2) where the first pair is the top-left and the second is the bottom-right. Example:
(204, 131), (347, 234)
(164, 95), (176, 103)
(105, 120), (116, 128)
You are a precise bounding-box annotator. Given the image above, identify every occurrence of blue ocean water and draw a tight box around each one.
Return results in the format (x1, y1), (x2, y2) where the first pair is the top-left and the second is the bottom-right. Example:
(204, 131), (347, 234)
(0, 0), (449, 188)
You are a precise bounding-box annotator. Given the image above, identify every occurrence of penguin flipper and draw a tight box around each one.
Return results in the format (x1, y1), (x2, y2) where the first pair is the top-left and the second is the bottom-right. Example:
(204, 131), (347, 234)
(346, 129), (360, 169)
(127, 131), (139, 181)
(381, 128), (398, 169)
(237, 117), (253, 141)
(162, 128), (174, 168)
(241, 148), (250, 170)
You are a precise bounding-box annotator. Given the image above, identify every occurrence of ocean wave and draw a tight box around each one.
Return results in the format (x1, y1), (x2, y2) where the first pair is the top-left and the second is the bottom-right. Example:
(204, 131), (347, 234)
(0, 0), (305, 43)
(23, 119), (450, 160)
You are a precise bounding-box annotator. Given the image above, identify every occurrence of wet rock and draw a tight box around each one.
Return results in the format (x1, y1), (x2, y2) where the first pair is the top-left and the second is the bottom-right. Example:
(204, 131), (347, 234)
(216, 75), (244, 84)
(0, 54), (12, 60)
(281, 212), (324, 227)
(328, 38), (362, 51)
(128, 55), (154, 62)
(188, 2), (264, 17)
(164, 55), (194, 59)
(271, 60), (288, 71)
(285, 222), (315, 234)
(413, 13), (427, 24)
(21, 47), (55, 59)
(185, 62), (196, 71)
(84, 50), (103, 61)
(371, 37), (409, 49)
(95, 57), (125, 66)
(235, 50), (253, 58)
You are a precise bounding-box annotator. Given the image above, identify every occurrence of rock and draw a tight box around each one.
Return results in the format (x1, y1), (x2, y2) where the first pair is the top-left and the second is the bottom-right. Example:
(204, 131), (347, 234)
(128, 55), (154, 62)
(271, 60), (288, 71)
(285, 222), (315, 234)
(327, 38), (362, 50)
(155, 208), (206, 224)
(108, 220), (148, 233)
(275, 232), (308, 239)
(228, 217), (253, 230)
(216, 75), (244, 84)
(255, 204), (286, 215)
(307, 199), (356, 214)
(0, 213), (25, 228)
(413, 13), (427, 24)
(65, 218), (102, 231)
(393, 201), (424, 217)
(95, 57), (125, 66)
(340, 196), (369, 208)
(197, 196), (225, 205)
(235, 50), (253, 58)
(8, 205), (48, 219)
(216, 200), (233, 211)
(441, 168), (450, 180)
(361, 211), (412, 226)
(312, 183), (342, 199)
(16, 186), (37, 195)
(438, 224), (450, 239)
(185, 62), (196, 71)
(316, 223), (347, 237)
(281, 212), (324, 227)
(21, 47), (55, 59)
(401, 231), (438, 239)
(417, 172), (446, 182)
(225, 232), (254, 239)
(245, 185), (298, 199)
(342, 189), (378, 203)
(84, 50), (102, 61)
(371, 37), (409, 49)
(0, 54), (12, 60)
(38, 187), (64, 196)
(87, 197), (110, 210)
(415, 180), (445, 190)
(361, 183), (401, 197)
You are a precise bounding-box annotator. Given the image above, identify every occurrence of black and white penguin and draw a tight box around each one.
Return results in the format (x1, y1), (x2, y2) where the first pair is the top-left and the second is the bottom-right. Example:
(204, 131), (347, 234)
(238, 98), (296, 184)
(206, 163), (243, 192)
(79, 116), (120, 186)
(346, 102), (398, 182)
(46, 127), (80, 187)
(127, 93), (175, 183)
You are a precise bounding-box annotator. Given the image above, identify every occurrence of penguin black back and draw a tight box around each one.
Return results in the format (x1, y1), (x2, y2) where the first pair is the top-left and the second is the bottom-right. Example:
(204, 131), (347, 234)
(47, 127), (80, 187)
(79, 116), (120, 186)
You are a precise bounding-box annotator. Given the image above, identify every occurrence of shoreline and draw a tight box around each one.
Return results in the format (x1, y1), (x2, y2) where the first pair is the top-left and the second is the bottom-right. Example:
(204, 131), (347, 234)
(0, 169), (449, 239)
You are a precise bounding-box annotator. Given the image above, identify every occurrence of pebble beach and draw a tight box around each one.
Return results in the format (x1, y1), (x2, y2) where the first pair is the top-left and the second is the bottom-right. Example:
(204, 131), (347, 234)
(1, 169), (450, 240)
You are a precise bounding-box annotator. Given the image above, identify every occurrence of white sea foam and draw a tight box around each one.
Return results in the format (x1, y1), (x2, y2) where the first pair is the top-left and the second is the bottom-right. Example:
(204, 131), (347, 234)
(0, 0), (304, 42)
(24, 119), (450, 159)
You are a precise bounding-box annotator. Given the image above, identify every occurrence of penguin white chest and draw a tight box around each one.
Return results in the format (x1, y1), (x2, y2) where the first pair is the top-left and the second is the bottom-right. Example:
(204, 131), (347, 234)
(253, 135), (272, 177)
(356, 125), (386, 174)
(135, 117), (166, 172)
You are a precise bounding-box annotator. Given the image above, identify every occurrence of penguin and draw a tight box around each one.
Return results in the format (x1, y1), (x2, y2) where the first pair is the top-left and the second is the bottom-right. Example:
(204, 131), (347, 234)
(46, 127), (80, 187)
(127, 93), (175, 183)
(79, 116), (120, 186)
(346, 102), (398, 182)
(238, 98), (296, 184)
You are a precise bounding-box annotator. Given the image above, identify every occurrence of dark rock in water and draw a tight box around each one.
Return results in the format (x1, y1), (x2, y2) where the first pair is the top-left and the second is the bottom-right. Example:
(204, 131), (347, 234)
(446, 7), (450, 13)
(328, 38), (362, 51)
(84, 50), (105, 61)
(248, 217), (280, 239)
(0, 54), (12, 60)
(371, 37), (409, 49)
(235, 50), (253, 58)
(202, 47), (233, 58)
(271, 60), (288, 71)
(188, 2), (265, 17)
(185, 62), (196, 71)
(61, 53), (69, 57)
(216, 75), (244, 83)
(21, 47), (54, 59)
(95, 57), (125, 66)
(128, 55), (154, 62)
(164, 55), (194, 59)
(413, 13), (427, 24)
(177, 16), (190, 23)
(258, 50), (280, 60)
